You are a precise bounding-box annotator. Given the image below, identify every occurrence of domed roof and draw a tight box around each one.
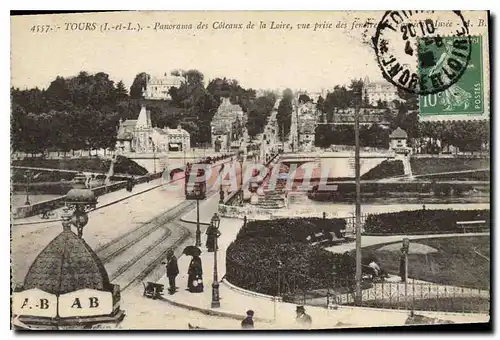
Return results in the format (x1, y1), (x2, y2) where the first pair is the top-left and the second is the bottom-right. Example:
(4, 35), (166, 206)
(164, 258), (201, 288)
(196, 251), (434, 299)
(23, 229), (111, 295)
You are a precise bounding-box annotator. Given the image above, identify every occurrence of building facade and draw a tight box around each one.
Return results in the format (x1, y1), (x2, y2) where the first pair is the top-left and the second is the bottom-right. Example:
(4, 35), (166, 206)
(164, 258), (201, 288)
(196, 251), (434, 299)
(364, 77), (399, 106)
(210, 97), (245, 152)
(389, 127), (410, 154)
(116, 106), (190, 154)
(144, 73), (186, 100)
(297, 102), (318, 152)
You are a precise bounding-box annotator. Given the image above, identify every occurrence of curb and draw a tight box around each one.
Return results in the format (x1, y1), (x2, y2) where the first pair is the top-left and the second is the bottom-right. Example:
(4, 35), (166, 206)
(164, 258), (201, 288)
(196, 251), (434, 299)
(159, 295), (275, 323)
(222, 279), (282, 302)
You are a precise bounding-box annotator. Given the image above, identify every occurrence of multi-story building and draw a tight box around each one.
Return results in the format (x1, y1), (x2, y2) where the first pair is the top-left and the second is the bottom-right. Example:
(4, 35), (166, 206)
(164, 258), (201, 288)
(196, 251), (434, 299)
(210, 97), (245, 152)
(144, 73), (186, 100)
(297, 101), (319, 152)
(364, 76), (399, 106)
(116, 106), (190, 154)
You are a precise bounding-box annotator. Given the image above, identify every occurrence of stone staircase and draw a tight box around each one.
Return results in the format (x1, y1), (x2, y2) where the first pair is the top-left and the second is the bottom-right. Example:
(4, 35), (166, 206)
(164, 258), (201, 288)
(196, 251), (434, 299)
(255, 190), (286, 209)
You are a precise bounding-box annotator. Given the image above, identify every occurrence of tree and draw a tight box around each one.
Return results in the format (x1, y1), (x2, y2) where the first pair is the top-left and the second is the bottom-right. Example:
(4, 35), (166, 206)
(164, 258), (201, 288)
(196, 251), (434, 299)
(277, 89), (294, 140)
(246, 93), (277, 137)
(298, 94), (311, 104)
(130, 72), (150, 99)
(116, 80), (128, 98)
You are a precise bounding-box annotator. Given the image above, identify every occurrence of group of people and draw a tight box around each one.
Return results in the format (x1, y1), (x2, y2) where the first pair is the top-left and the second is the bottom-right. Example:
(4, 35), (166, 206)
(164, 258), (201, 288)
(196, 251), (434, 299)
(240, 305), (312, 329)
(164, 250), (204, 295)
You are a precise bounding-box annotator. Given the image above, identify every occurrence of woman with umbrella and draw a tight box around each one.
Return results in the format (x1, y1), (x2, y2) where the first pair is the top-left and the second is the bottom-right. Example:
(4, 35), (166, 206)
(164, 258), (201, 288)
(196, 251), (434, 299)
(183, 246), (204, 293)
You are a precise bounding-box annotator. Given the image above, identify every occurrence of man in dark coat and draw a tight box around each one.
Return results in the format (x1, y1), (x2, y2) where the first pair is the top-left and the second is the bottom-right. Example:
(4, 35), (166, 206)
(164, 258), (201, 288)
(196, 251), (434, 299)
(241, 310), (254, 329)
(165, 250), (179, 294)
(295, 306), (312, 328)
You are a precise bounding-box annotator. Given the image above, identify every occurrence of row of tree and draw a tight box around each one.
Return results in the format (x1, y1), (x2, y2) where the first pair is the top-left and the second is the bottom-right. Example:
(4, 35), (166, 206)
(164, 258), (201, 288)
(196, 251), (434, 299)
(11, 70), (277, 155)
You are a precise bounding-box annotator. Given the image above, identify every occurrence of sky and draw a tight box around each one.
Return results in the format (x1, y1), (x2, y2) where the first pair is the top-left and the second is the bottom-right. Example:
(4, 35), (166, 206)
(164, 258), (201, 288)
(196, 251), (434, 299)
(10, 11), (410, 93)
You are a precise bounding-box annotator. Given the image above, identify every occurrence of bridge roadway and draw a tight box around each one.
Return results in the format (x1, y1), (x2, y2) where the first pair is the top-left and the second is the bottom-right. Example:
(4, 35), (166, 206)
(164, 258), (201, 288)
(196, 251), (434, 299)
(11, 158), (242, 293)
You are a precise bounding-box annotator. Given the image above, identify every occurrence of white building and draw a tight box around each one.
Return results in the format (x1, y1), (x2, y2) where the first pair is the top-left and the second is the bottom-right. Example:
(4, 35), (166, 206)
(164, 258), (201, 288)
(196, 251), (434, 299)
(116, 106), (190, 154)
(364, 77), (399, 106)
(389, 127), (410, 154)
(144, 73), (186, 100)
(210, 97), (245, 152)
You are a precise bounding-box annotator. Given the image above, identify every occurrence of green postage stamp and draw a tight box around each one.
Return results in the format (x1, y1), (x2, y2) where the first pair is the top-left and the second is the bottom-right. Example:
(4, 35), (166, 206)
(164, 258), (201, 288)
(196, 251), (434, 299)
(418, 35), (484, 117)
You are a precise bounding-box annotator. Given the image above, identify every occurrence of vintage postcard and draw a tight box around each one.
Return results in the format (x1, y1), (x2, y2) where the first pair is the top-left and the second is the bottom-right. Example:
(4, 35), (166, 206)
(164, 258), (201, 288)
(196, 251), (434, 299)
(10, 10), (490, 330)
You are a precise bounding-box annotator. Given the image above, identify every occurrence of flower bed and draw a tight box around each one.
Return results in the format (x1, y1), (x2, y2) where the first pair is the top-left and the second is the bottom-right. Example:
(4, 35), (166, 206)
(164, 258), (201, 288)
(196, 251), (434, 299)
(364, 209), (490, 235)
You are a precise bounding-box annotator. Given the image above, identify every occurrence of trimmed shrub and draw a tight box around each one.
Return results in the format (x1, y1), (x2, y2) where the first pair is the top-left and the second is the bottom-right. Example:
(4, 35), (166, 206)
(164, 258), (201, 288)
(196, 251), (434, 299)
(237, 217), (347, 242)
(226, 218), (354, 296)
(364, 209), (490, 235)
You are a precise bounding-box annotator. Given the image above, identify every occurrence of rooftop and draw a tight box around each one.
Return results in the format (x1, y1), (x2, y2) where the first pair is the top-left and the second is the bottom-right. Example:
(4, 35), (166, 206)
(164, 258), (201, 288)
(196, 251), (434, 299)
(23, 229), (111, 295)
(389, 127), (408, 139)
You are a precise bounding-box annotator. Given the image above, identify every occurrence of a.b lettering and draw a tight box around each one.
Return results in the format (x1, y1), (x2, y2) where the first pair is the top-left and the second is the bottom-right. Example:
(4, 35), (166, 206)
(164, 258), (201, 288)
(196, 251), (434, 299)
(39, 298), (49, 309)
(71, 298), (82, 308)
(89, 297), (99, 308)
(21, 298), (29, 308)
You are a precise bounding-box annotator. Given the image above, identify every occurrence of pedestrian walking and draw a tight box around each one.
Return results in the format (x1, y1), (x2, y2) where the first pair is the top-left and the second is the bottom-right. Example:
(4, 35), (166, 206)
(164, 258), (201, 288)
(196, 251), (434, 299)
(241, 310), (254, 329)
(163, 250), (179, 294)
(187, 254), (204, 293)
(295, 306), (312, 328)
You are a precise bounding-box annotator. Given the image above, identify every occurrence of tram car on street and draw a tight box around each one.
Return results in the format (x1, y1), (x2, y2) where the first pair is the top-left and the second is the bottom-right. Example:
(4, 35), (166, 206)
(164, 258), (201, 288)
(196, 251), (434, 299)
(185, 163), (207, 200)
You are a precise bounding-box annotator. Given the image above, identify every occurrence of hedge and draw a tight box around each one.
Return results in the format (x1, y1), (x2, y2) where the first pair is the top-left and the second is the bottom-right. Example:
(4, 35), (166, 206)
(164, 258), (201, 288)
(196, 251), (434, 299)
(308, 181), (479, 201)
(236, 217), (347, 242)
(225, 218), (354, 297)
(364, 209), (490, 235)
(226, 238), (355, 296)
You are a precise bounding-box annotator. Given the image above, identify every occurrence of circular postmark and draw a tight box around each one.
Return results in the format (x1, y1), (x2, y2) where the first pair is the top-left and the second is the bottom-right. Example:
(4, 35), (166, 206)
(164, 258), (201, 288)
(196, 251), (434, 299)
(372, 11), (472, 95)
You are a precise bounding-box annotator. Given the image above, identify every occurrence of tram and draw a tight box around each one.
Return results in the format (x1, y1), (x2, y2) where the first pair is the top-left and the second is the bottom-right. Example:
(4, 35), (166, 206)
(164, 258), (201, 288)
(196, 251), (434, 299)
(184, 163), (207, 200)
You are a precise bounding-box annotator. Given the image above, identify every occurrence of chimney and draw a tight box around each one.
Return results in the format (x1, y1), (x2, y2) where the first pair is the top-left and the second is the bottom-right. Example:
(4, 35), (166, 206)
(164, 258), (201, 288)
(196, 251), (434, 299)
(177, 124), (182, 131)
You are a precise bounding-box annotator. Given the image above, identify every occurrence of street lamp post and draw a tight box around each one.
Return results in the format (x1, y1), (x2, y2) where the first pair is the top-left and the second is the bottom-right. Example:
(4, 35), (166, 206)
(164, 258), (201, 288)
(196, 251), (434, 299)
(239, 158), (244, 204)
(195, 197), (201, 247)
(354, 87), (362, 306)
(211, 213), (221, 308)
(149, 137), (156, 174)
(24, 170), (32, 206)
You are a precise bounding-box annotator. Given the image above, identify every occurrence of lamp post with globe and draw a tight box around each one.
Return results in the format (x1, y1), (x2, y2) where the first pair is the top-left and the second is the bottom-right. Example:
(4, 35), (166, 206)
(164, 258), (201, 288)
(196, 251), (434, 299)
(210, 213), (221, 308)
(64, 173), (98, 238)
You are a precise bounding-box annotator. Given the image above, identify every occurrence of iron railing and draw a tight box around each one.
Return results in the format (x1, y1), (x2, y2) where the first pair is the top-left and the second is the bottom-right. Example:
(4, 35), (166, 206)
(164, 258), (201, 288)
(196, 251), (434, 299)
(225, 259), (490, 314)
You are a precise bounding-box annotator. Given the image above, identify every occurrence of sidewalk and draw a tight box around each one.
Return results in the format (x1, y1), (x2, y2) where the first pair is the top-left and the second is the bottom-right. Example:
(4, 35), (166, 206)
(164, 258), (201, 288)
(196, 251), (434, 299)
(12, 177), (166, 226)
(157, 215), (423, 329)
(157, 202), (490, 328)
(324, 232), (490, 254)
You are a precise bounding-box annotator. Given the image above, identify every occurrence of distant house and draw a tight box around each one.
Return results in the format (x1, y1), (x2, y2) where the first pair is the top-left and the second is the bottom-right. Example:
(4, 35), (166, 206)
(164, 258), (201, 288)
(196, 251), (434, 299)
(389, 127), (410, 154)
(210, 97), (244, 151)
(144, 73), (186, 100)
(116, 105), (190, 154)
(364, 77), (399, 106)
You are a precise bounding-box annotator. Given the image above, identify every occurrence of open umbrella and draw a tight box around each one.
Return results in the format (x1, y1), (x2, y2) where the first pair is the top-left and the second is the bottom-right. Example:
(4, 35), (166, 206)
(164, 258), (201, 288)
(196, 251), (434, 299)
(183, 245), (202, 257)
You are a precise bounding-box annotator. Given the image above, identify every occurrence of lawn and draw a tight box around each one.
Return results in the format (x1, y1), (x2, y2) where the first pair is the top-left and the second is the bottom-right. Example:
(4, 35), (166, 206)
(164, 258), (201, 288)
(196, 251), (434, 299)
(362, 236), (490, 290)
(361, 296), (490, 314)
(410, 157), (489, 176)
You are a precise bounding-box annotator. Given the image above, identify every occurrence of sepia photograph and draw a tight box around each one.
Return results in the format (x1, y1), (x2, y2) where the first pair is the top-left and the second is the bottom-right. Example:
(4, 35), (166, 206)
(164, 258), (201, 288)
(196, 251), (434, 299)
(9, 10), (491, 331)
